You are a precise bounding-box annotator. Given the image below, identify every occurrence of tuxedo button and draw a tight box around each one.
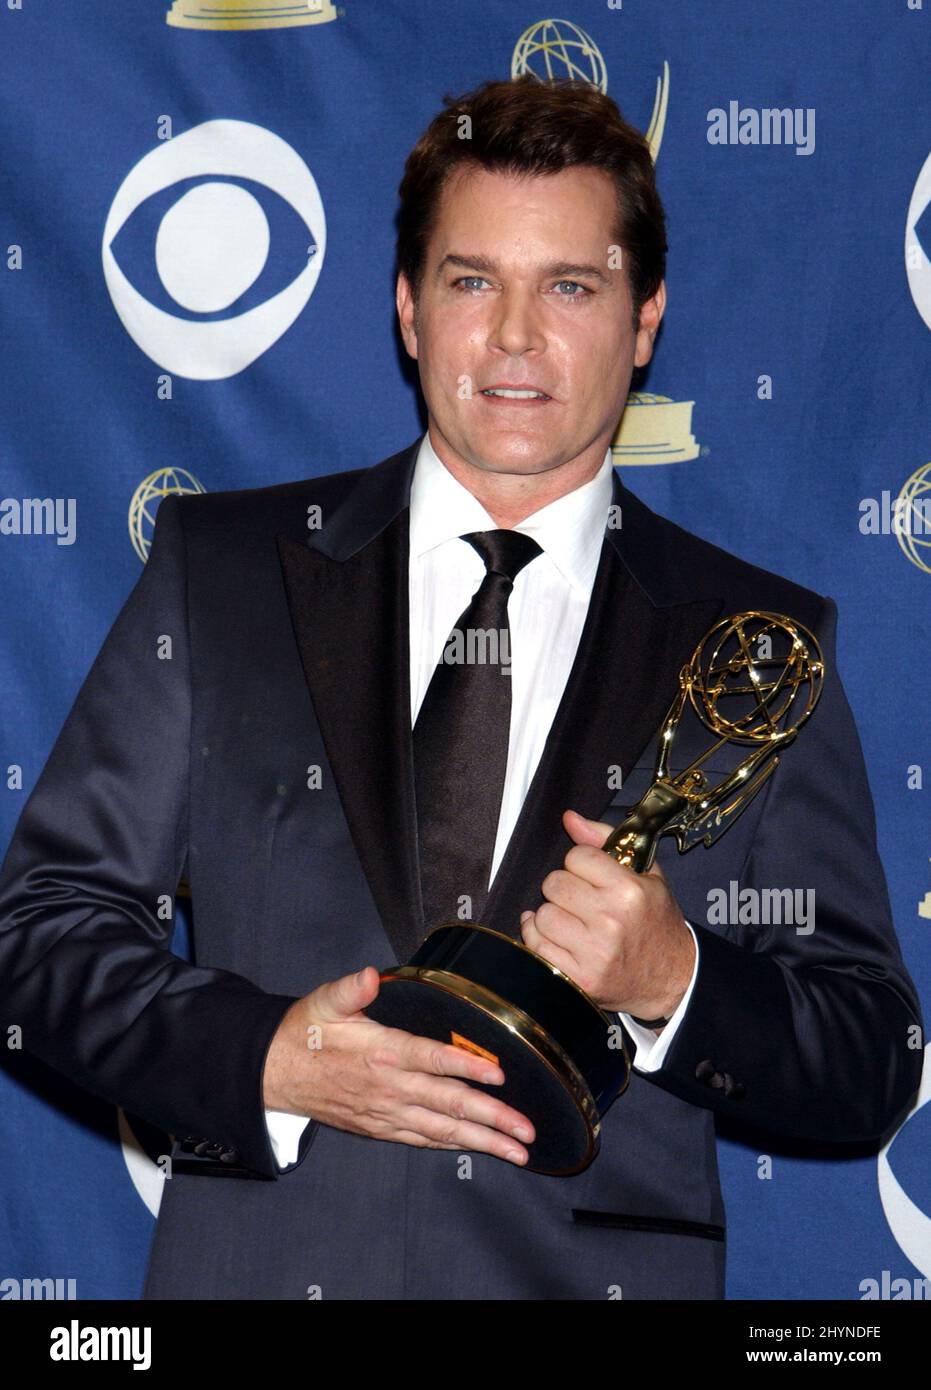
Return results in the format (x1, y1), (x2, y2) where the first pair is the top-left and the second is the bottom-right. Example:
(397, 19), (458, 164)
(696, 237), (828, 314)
(696, 1059), (743, 1097)
(219, 1148), (240, 1164)
(193, 1140), (211, 1156)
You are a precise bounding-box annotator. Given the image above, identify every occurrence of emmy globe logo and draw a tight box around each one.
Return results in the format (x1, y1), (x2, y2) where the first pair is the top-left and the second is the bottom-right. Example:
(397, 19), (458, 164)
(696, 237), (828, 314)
(895, 461), (931, 575)
(102, 119), (327, 380)
(511, 19), (669, 162)
(511, 21), (696, 467)
(129, 467), (206, 563)
(512, 18), (610, 95)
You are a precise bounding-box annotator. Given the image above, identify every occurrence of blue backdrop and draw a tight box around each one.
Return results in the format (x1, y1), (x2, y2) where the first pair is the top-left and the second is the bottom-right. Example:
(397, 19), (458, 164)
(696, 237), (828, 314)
(1, 0), (929, 1301)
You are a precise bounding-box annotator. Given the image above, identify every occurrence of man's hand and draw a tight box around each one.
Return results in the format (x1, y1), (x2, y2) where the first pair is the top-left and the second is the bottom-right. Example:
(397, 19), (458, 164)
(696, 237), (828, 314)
(262, 967), (535, 1165)
(519, 808), (695, 1020)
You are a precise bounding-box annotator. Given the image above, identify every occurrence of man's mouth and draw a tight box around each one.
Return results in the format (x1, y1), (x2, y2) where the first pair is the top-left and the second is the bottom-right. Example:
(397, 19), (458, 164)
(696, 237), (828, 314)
(480, 387), (552, 401)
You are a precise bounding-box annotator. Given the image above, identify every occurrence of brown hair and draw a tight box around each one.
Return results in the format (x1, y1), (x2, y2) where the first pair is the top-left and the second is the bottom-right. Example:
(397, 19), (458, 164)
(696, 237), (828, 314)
(395, 74), (667, 329)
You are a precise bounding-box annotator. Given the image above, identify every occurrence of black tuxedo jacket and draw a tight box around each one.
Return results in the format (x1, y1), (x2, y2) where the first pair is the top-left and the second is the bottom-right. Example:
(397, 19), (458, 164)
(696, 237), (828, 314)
(0, 437), (922, 1299)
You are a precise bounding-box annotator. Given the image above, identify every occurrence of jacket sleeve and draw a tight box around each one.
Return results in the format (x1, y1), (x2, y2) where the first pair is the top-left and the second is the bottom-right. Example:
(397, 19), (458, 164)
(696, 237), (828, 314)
(646, 596), (924, 1143)
(0, 495), (307, 1179)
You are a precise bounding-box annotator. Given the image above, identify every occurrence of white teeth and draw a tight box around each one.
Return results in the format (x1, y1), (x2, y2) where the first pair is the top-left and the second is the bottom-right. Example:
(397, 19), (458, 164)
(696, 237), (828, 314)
(482, 388), (548, 399)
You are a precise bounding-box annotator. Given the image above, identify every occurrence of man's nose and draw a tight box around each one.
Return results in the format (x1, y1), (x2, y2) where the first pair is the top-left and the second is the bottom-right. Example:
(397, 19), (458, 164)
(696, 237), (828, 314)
(486, 288), (547, 356)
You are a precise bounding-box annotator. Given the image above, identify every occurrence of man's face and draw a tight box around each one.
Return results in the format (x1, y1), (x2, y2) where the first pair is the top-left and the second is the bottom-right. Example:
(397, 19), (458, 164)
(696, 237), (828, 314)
(396, 163), (665, 488)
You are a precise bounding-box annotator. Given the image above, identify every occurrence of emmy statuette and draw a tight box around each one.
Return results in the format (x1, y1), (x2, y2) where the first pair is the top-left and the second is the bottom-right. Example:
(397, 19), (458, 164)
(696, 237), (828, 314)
(366, 612), (824, 1174)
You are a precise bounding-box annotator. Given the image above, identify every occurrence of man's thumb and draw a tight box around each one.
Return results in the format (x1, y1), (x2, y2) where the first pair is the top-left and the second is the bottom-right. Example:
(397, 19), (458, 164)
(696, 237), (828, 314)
(563, 807), (614, 847)
(317, 965), (381, 1020)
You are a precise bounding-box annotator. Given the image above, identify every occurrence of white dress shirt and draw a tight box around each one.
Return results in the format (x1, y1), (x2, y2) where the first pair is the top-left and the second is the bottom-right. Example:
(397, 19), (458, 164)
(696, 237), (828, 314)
(264, 432), (700, 1168)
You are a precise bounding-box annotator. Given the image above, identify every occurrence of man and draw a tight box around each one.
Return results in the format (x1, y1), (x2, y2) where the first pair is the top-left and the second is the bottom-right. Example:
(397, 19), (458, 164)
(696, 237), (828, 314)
(0, 76), (922, 1301)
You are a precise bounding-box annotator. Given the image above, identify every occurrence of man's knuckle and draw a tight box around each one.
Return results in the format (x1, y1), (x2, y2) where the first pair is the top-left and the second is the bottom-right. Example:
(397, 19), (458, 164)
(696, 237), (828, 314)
(447, 1091), (469, 1121)
(593, 929), (615, 956)
(423, 1044), (448, 1072)
(536, 901), (556, 928)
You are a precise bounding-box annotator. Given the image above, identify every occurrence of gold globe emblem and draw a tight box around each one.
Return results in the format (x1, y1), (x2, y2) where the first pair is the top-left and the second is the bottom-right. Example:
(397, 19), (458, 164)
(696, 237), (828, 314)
(895, 461), (931, 576)
(603, 612), (825, 872)
(512, 19), (608, 92)
(685, 612), (824, 746)
(129, 467), (207, 563)
(511, 20), (669, 162)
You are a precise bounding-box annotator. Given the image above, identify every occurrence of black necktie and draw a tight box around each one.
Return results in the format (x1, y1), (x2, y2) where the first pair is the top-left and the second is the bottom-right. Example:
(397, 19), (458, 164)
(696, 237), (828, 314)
(413, 529), (543, 932)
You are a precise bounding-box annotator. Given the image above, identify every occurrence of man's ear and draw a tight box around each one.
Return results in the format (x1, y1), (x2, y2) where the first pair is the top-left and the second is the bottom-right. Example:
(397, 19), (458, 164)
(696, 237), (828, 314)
(633, 279), (666, 369)
(396, 272), (419, 359)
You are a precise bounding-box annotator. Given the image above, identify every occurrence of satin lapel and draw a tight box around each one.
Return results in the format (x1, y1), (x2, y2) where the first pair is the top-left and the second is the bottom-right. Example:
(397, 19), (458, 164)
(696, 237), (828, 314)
(276, 448), (425, 965)
(481, 486), (724, 940)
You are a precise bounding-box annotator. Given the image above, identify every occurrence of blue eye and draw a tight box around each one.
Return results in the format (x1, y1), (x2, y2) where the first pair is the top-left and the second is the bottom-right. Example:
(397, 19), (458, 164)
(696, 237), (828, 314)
(453, 276), (591, 297)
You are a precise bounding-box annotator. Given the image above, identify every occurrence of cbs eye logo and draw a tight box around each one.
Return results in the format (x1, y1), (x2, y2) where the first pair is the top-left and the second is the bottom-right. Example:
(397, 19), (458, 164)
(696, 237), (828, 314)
(101, 119), (326, 381)
(906, 150), (931, 333)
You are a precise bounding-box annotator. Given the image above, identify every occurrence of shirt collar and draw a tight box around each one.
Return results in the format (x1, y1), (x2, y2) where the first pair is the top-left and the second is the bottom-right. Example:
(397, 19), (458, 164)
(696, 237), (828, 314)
(408, 430), (615, 596)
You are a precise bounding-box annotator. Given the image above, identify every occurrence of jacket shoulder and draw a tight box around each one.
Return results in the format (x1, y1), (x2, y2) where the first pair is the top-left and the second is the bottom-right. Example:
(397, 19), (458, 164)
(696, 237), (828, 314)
(161, 437), (419, 552)
(165, 465), (366, 549)
(619, 486), (829, 628)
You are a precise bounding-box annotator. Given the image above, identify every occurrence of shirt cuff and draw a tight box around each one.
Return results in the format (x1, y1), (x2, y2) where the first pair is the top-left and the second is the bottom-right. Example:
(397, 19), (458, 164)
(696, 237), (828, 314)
(265, 1109), (313, 1169)
(617, 920), (699, 1073)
